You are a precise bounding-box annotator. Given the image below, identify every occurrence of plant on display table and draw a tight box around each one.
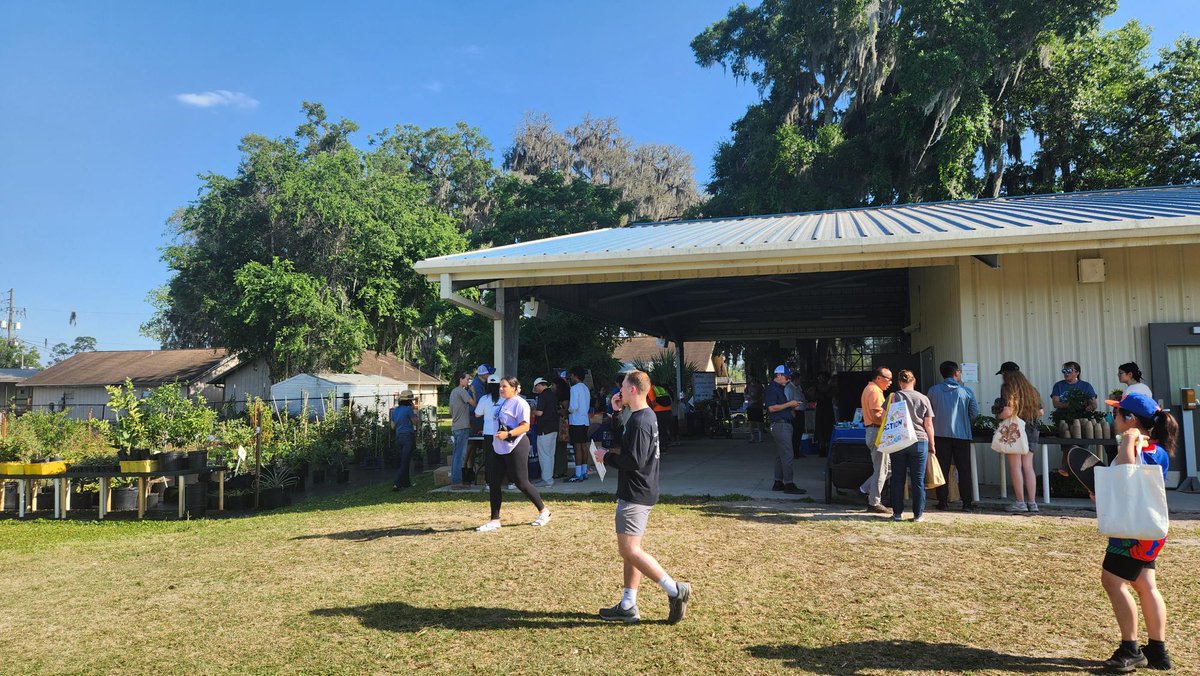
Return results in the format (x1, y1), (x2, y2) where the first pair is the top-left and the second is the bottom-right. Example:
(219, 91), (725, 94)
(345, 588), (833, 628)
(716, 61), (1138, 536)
(971, 415), (998, 437)
(1050, 388), (1108, 439)
(258, 462), (297, 509)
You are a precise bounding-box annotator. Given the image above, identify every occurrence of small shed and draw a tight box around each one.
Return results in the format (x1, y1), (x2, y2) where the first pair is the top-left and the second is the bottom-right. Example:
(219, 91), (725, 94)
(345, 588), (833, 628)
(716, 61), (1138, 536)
(270, 373), (411, 419)
(0, 368), (38, 416)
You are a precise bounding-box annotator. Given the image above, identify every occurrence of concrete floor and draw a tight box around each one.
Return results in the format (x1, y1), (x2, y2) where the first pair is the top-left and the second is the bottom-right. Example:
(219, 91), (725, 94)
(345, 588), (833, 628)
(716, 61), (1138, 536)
(434, 434), (1200, 515)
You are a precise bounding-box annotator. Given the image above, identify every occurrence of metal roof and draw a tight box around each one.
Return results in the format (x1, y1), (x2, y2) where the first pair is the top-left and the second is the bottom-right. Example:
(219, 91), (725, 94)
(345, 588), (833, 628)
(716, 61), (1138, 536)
(416, 185), (1200, 284)
(21, 349), (232, 388)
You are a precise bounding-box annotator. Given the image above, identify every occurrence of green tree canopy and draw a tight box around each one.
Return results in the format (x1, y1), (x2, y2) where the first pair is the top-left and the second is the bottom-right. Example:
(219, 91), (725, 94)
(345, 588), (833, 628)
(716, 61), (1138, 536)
(48, 336), (97, 366)
(0, 341), (40, 369)
(690, 0), (1147, 215)
(144, 103), (466, 378)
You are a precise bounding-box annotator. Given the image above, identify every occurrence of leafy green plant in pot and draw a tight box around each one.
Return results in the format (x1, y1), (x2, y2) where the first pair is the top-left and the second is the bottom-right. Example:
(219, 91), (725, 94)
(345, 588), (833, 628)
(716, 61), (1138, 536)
(258, 463), (297, 509)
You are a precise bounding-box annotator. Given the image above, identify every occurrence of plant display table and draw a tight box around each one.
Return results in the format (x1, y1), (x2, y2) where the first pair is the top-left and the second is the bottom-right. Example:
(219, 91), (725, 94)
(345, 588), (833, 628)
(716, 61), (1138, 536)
(967, 434), (1118, 505)
(0, 468), (227, 520)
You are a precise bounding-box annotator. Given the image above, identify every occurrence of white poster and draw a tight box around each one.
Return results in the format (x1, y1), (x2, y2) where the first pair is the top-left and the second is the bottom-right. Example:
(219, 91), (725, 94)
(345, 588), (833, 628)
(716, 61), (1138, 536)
(589, 441), (607, 482)
(961, 362), (979, 383)
(692, 372), (716, 401)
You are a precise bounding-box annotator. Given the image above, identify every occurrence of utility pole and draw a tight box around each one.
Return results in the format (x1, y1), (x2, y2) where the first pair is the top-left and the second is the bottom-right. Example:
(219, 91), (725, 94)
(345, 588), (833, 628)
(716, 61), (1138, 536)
(2, 289), (27, 368)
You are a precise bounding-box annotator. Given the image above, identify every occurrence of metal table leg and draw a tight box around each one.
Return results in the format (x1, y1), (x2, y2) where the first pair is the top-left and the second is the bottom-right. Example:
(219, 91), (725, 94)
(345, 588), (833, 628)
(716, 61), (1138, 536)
(18, 479), (26, 518)
(1041, 443), (1051, 505)
(177, 478), (185, 518)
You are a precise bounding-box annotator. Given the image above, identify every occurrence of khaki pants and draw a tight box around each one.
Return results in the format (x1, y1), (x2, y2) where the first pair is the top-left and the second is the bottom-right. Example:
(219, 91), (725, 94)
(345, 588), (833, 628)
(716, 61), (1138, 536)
(861, 425), (890, 507)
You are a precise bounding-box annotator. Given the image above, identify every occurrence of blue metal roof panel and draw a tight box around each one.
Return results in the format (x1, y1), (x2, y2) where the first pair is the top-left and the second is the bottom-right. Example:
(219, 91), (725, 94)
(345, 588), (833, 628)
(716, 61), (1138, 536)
(430, 185), (1200, 265)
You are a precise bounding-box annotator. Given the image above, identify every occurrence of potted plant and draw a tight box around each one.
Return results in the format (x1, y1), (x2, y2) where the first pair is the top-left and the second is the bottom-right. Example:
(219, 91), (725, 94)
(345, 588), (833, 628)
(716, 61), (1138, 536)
(258, 463), (297, 509)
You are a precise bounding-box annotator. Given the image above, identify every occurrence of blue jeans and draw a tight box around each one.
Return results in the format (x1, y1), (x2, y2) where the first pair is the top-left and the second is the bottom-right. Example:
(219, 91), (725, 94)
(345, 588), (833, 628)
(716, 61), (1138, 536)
(393, 431), (415, 487)
(450, 428), (470, 484)
(890, 440), (928, 518)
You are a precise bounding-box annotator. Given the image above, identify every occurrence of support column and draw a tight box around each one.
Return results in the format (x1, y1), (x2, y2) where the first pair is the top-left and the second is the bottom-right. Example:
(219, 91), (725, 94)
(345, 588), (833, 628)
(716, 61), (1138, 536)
(492, 287), (505, 373)
(503, 292), (521, 377)
(674, 338), (686, 421)
(491, 286), (522, 378)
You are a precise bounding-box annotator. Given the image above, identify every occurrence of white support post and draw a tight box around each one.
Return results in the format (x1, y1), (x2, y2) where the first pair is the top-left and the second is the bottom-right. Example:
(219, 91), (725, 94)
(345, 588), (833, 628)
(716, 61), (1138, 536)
(970, 443), (980, 504)
(493, 286), (505, 376)
(1179, 409), (1198, 492)
(1041, 443), (1051, 504)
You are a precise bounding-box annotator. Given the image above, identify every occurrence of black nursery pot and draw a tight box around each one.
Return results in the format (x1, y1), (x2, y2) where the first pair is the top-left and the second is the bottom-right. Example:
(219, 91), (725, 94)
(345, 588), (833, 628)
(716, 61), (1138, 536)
(259, 487), (286, 509)
(336, 469), (350, 484)
(186, 450), (208, 471)
(310, 468), (326, 485)
(111, 487), (138, 511)
(158, 451), (186, 472)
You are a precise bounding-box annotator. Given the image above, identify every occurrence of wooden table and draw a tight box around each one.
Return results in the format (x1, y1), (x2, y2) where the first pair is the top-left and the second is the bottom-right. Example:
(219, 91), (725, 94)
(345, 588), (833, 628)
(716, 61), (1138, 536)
(1, 468), (226, 519)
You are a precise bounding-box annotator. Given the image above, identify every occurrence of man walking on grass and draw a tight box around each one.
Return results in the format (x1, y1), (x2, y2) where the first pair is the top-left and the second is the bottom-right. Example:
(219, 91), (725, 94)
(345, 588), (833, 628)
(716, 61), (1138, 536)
(594, 369), (692, 624)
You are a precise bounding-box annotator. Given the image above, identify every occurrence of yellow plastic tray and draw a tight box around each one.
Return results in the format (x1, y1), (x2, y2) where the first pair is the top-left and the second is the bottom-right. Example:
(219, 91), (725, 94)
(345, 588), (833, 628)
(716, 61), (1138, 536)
(0, 462), (24, 475)
(23, 461), (68, 475)
(119, 460), (159, 473)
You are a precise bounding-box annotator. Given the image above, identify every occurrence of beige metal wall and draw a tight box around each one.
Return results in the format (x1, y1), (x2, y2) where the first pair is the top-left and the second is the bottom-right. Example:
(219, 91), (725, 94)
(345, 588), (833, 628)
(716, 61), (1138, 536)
(960, 244), (1200, 410)
(908, 265), (963, 364)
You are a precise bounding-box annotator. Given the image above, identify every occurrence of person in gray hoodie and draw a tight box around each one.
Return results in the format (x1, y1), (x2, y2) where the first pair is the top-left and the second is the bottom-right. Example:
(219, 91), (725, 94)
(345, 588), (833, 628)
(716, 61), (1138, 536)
(926, 361), (979, 511)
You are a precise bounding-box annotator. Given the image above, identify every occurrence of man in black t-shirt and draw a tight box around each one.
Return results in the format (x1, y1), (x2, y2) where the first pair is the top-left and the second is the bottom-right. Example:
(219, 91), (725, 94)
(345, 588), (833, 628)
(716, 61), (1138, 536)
(594, 369), (692, 625)
(532, 377), (559, 487)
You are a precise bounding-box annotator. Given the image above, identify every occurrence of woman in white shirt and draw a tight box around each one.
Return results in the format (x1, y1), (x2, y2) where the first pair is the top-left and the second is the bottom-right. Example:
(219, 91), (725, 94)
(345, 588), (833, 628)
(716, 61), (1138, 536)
(476, 376), (552, 532)
(475, 375), (501, 450)
(1117, 362), (1152, 399)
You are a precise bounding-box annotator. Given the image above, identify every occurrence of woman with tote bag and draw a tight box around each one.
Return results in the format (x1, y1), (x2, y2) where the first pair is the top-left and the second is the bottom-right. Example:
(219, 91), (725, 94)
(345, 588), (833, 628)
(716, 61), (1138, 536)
(888, 370), (936, 523)
(1095, 392), (1178, 673)
(994, 368), (1043, 513)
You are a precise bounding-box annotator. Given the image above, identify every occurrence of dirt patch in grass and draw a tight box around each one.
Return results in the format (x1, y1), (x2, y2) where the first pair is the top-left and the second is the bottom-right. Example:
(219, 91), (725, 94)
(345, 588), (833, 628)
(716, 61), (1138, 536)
(0, 480), (1197, 674)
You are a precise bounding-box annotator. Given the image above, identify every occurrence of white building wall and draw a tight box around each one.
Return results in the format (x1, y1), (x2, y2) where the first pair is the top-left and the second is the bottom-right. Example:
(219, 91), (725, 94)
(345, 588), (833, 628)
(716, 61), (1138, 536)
(222, 359), (273, 411)
(958, 244), (1200, 484)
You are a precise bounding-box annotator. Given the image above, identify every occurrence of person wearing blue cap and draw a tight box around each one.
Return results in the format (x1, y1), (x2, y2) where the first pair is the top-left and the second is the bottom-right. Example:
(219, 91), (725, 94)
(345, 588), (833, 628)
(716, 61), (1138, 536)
(1095, 392), (1178, 673)
(764, 365), (804, 494)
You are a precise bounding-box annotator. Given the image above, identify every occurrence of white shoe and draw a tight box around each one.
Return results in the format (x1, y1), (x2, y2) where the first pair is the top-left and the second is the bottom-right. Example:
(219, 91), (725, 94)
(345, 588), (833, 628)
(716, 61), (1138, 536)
(530, 511), (552, 527)
(476, 521), (501, 532)
(1005, 501), (1028, 513)
(1026, 501), (1039, 512)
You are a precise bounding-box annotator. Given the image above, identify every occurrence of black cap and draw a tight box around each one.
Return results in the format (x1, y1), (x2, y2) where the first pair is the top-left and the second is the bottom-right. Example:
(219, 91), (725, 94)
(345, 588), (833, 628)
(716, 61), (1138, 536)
(995, 361), (1020, 375)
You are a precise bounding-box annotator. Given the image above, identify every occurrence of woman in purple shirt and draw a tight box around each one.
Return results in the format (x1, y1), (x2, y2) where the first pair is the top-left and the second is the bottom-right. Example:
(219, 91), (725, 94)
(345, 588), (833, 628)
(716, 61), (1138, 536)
(476, 376), (552, 532)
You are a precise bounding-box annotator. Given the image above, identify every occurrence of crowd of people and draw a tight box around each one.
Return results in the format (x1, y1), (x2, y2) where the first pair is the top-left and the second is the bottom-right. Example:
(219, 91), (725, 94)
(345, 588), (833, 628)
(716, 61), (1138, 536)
(383, 357), (1175, 665)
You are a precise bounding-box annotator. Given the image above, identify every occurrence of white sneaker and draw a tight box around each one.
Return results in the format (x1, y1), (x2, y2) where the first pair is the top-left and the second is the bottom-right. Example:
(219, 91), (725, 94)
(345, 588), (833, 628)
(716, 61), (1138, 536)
(476, 521), (501, 532)
(1005, 501), (1028, 513)
(1026, 501), (1039, 512)
(530, 511), (552, 527)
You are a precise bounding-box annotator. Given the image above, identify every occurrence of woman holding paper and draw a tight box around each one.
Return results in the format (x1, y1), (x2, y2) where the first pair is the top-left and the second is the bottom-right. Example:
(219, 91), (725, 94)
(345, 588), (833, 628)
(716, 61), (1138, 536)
(996, 369), (1043, 513)
(476, 376), (552, 532)
(1096, 392), (1177, 672)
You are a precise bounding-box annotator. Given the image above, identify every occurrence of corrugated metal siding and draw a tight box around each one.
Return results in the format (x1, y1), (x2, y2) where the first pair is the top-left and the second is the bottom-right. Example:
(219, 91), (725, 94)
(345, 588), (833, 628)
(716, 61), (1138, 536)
(423, 185), (1200, 268)
(223, 361), (272, 408)
(960, 244), (1200, 484)
(909, 265), (962, 362)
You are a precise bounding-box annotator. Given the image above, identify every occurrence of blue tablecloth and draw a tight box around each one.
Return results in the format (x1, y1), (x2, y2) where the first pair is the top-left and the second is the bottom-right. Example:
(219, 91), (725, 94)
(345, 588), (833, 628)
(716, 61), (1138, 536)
(830, 426), (867, 445)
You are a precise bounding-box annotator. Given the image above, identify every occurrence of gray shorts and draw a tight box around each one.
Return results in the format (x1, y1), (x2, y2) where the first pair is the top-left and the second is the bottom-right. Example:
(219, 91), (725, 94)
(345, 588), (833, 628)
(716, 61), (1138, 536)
(615, 499), (653, 536)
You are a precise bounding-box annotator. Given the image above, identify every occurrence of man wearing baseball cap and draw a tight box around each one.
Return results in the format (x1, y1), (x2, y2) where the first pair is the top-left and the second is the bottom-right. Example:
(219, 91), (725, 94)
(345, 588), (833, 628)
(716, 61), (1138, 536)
(532, 377), (558, 487)
(764, 365), (805, 494)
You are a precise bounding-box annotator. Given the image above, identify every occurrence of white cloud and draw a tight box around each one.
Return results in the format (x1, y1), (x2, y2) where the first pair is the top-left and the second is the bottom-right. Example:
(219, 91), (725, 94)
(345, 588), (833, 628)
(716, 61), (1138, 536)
(175, 90), (259, 109)
(424, 81), (445, 94)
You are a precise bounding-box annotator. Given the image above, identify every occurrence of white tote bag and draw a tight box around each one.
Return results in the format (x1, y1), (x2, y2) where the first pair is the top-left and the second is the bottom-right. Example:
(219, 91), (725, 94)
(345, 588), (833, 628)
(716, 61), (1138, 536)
(1095, 452), (1169, 540)
(991, 416), (1030, 454)
(875, 394), (918, 454)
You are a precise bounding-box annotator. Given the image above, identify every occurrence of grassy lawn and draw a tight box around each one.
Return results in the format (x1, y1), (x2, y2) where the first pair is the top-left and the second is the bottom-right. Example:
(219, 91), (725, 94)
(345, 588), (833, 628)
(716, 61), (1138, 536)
(1, 477), (1197, 675)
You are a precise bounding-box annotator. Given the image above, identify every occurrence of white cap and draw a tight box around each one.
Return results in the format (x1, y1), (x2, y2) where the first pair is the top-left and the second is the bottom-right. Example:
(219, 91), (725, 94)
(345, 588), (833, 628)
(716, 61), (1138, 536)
(487, 374), (501, 384)
(533, 377), (549, 387)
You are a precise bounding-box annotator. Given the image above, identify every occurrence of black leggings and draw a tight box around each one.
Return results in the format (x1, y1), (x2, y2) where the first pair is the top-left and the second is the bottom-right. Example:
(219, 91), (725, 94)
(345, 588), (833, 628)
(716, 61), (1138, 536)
(486, 436), (544, 520)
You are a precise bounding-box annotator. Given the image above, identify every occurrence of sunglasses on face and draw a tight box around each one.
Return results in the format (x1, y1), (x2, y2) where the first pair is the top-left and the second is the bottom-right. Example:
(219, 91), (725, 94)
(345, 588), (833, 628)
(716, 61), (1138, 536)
(1061, 369), (1076, 374)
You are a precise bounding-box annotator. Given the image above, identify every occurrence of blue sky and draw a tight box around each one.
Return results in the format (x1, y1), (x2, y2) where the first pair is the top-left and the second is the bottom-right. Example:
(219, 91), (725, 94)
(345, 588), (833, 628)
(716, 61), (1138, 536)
(0, 1), (1195, 358)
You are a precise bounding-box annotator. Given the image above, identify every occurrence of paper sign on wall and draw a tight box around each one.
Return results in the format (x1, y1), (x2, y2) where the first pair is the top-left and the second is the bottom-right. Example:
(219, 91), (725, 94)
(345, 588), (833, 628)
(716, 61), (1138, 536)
(961, 363), (979, 383)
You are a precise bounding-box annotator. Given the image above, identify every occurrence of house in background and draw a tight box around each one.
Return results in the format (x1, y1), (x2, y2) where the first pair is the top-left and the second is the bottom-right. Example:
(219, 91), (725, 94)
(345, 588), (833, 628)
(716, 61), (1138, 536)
(0, 368), (38, 414)
(613, 336), (718, 373)
(19, 349), (237, 420)
(218, 350), (446, 413)
(270, 373), (408, 419)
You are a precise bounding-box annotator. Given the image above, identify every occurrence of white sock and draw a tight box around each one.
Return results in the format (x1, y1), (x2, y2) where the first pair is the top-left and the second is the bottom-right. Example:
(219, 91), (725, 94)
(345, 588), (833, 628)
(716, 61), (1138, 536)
(620, 587), (637, 610)
(658, 575), (679, 598)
